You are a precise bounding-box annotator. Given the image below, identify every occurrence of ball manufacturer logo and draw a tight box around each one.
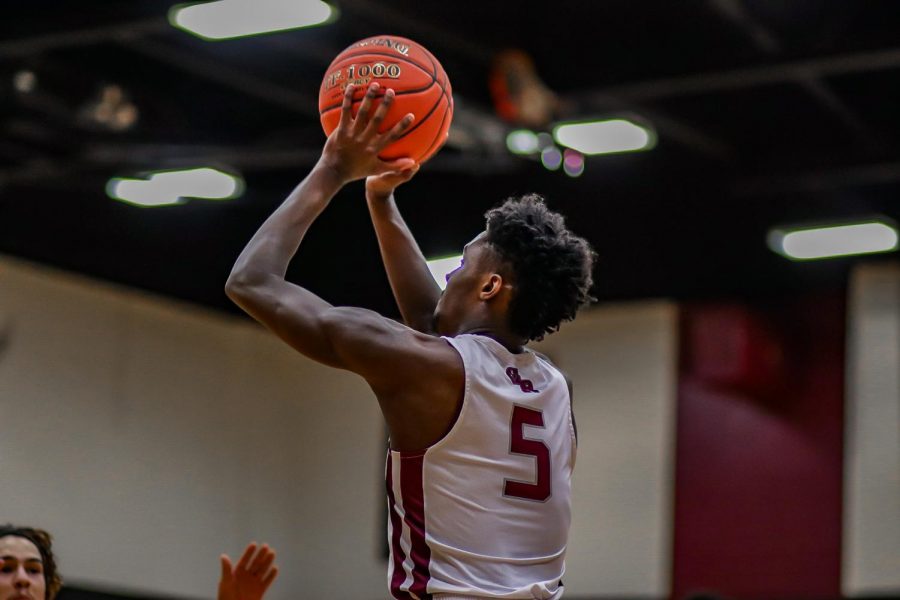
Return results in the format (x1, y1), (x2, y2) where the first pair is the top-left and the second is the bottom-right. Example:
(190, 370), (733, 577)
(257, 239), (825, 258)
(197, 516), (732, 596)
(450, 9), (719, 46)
(506, 367), (540, 393)
(324, 63), (403, 90)
(354, 37), (411, 56)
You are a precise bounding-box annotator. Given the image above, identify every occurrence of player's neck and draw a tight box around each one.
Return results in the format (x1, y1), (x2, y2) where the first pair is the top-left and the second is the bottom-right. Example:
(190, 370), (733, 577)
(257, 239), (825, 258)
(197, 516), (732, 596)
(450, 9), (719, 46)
(459, 326), (526, 354)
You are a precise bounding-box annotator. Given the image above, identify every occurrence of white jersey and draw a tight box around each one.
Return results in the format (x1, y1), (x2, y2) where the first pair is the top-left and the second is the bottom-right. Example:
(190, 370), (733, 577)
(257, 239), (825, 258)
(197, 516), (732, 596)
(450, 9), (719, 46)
(386, 333), (577, 600)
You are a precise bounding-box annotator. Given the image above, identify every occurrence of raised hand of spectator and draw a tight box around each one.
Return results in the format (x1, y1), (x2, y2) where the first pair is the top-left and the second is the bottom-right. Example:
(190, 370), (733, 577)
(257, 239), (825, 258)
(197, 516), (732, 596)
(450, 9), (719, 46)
(218, 543), (278, 600)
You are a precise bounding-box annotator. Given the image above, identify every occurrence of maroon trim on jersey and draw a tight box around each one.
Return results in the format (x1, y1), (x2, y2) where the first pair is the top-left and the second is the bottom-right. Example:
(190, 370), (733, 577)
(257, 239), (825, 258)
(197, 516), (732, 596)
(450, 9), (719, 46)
(386, 453), (413, 599)
(399, 452), (432, 599)
(386, 451), (433, 600)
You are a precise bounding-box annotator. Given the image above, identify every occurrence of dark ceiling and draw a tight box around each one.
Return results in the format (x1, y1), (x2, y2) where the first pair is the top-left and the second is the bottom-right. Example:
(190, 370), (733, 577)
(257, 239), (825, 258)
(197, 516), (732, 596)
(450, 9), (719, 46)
(3, 0), (900, 319)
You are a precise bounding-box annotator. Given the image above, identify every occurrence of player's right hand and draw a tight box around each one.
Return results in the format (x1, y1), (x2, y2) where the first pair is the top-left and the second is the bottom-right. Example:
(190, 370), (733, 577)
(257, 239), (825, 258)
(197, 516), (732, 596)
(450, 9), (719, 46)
(320, 82), (416, 184)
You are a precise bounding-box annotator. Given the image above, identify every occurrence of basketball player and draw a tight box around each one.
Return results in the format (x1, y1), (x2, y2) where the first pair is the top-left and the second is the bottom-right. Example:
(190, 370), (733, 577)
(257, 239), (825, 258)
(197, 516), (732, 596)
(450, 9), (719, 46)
(226, 82), (595, 599)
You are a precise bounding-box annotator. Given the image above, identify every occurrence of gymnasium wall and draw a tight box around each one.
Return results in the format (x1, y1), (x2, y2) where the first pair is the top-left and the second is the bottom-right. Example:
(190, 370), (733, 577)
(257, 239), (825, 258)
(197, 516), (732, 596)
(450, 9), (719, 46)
(0, 255), (678, 600)
(843, 264), (900, 595)
(0, 256), (387, 599)
(672, 295), (845, 599)
(534, 303), (678, 598)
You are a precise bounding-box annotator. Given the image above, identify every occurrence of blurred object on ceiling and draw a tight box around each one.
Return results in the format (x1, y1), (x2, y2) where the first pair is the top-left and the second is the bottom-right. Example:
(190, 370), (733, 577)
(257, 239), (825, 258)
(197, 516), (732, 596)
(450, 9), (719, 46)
(489, 49), (560, 129)
(78, 84), (139, 132)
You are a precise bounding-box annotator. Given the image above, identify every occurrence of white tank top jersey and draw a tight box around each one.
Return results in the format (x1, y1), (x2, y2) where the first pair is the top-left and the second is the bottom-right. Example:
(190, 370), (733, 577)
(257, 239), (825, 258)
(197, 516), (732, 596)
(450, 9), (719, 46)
(385, 333), (577, 600)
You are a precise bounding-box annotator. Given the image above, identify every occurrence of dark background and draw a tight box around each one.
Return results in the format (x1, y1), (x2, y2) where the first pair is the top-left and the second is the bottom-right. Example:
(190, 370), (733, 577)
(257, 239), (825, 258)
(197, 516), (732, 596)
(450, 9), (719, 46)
(3, 0), (900, 318)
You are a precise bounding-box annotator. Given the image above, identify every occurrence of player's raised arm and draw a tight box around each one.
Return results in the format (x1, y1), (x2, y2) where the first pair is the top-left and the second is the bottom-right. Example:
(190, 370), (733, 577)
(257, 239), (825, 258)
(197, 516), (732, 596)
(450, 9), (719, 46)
(365, 169), (443, 334)
(225, 82), (417, 369)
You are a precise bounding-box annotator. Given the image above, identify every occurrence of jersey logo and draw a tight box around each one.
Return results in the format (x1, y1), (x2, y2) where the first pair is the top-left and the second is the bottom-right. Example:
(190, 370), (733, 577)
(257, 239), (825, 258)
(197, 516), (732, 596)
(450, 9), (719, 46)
(506, 367), (540, 393)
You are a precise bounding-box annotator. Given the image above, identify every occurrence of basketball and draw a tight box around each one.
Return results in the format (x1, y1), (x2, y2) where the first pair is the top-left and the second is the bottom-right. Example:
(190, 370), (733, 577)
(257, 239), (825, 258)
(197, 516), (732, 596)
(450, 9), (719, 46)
(318, 35), (453, 164)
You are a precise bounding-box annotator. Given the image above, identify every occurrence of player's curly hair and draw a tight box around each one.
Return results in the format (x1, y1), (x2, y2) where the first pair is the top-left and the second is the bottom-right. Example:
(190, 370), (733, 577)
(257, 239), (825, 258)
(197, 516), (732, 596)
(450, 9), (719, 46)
(485, 193), (596, 341)
(0, 525), (62, 600)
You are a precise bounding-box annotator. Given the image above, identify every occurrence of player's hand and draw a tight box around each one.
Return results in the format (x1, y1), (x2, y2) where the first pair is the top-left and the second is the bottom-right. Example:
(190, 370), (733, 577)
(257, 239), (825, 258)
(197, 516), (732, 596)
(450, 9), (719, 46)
(218, 543), (278, 600)
(365, 162), (420, 200)
(320, 82), (416, 184)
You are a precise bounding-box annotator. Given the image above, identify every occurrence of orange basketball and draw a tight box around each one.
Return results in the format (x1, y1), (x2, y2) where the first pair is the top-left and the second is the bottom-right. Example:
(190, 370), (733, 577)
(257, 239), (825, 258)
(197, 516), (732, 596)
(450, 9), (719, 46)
(319, 35), (453, 164)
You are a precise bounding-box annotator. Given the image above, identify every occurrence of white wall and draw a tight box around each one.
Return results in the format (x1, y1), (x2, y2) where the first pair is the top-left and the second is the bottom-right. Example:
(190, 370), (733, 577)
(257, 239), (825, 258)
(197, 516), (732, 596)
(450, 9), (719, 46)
(0, 256), (677, 599)
(844, 263), (900, 595)
(0, 257), (386, 600)
(534, 303), (677, 598)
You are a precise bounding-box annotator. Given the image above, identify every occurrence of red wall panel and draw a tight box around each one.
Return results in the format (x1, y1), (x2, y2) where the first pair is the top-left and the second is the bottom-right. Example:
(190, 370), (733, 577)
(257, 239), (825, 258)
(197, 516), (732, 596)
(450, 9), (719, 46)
(672, 293), (845, 600)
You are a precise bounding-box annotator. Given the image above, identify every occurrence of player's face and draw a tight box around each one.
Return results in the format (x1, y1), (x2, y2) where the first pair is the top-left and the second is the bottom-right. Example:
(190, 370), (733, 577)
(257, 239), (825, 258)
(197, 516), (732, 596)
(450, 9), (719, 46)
(0, 537), (45, 600)
(433, 232), (493, 336)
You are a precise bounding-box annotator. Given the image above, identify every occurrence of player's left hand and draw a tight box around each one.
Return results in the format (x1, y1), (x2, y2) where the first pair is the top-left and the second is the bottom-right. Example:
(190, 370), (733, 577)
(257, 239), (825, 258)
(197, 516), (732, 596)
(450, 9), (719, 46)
(365, 162), (420, 200)
(320, 82), (416, 184)
(218, 543), (278, 600)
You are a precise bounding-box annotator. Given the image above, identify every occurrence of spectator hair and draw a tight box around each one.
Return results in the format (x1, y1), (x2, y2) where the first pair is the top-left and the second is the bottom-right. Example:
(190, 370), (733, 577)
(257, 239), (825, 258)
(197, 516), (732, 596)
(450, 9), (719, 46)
(0, 525), (62, 600)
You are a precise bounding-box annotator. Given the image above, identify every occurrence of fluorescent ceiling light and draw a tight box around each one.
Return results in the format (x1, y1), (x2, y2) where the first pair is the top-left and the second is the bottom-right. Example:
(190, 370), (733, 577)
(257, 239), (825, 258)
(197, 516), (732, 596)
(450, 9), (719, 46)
(150, 167), (241, 198)
(553, 119), (654, 155)
(506, 129), (539, 155)
(170, 0), (335, 40)
(768, 221), (898, 260)
(107, 167), (243, 207)
(426, 254), (462, 290)
(108, 179), (182, 207)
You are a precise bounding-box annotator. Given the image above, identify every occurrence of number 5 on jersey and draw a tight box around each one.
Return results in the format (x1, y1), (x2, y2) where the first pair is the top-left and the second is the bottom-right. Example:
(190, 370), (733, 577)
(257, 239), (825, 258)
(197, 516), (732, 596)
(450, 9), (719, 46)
(503, 405), (551, 502)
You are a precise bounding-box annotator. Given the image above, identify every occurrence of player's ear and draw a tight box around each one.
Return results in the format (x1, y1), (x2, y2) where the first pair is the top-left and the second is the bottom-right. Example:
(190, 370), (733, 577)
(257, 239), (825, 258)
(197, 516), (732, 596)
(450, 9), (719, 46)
(479, 273), (504, 300)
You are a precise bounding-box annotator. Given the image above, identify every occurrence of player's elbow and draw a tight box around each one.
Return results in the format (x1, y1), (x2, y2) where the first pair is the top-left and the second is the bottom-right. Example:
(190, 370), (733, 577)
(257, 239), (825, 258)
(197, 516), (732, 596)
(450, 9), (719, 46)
(225, 267), (267, 307)
(224, 270), (249, 303)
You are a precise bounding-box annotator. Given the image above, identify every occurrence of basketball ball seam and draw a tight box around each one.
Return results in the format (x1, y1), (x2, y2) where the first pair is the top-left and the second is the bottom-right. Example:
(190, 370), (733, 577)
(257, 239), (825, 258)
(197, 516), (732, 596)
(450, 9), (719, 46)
(418, 95), (453, 162)
(319, 83), (436, 115)
(391, 81), (446, 142)
(386, 50), (451, 145)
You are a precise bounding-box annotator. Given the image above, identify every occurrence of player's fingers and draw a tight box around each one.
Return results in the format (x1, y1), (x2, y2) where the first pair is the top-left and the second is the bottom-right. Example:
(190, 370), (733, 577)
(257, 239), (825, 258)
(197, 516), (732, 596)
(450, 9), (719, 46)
(338, 84), (355, 129)
(384, 163), (419, 183)
(363, 88), (394, 138)
(352, 82), (380, 134)
(236, 542), (257, 572)
(376, 158), (416, 175)
(398, 163), (421, 181)
(378, 113), (414, 149)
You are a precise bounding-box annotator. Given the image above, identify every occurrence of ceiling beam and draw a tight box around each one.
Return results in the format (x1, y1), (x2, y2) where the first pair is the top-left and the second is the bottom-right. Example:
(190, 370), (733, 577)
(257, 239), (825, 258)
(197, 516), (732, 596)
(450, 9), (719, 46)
(737, 160), (900, 195)
(581, 46), (900, 104)
(705, 0), (880, 151)
(337, 0), (493, 65)
(0, 18), (169, 57)
(120, 37), (320, 117)
(83, 143), (322, 170)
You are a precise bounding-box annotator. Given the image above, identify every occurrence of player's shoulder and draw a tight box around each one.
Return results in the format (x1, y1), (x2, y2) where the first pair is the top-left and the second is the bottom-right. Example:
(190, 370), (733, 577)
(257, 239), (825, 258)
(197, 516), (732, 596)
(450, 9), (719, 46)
(321, 306), (461, 378)
(530, 348), (555, 366)
(529, 348), (573, 396)
(530, 348), (568, 375)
